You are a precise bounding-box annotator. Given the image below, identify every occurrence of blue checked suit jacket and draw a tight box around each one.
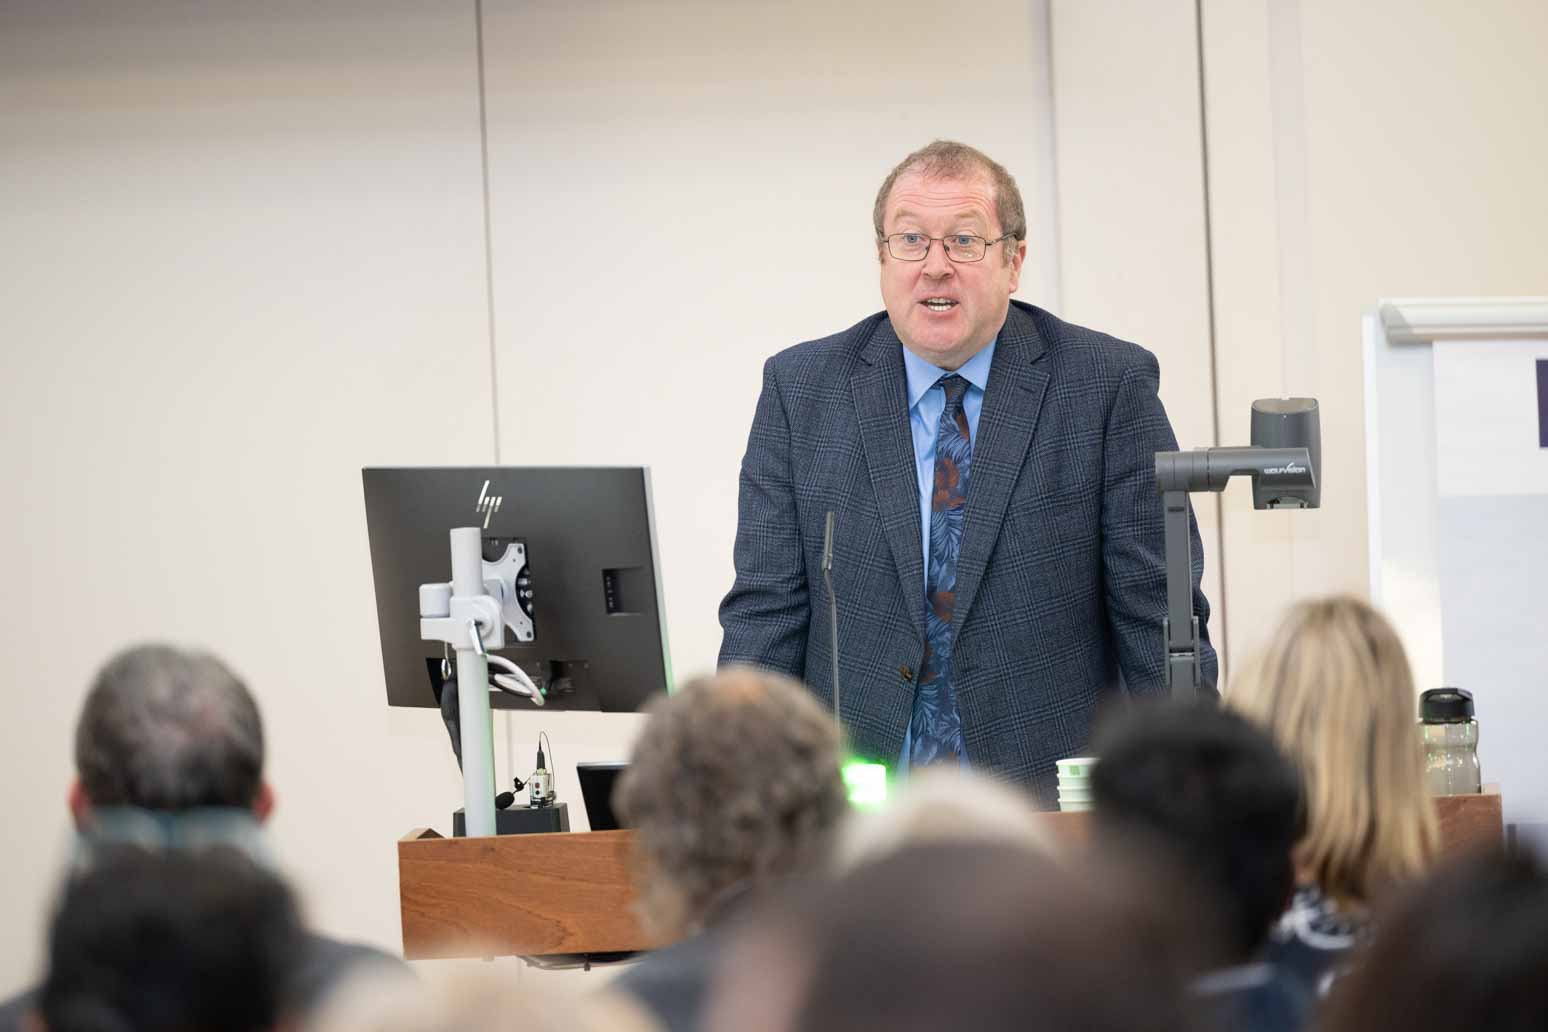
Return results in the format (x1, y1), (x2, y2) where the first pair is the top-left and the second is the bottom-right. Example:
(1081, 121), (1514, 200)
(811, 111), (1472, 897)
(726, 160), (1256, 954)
(719, 300), (1217, 804)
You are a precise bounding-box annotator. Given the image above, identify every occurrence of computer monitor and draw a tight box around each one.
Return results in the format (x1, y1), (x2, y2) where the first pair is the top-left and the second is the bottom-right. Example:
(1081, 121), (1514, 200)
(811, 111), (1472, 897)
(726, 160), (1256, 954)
(575, 761), (628, 831)
(362, 467), (673, 712)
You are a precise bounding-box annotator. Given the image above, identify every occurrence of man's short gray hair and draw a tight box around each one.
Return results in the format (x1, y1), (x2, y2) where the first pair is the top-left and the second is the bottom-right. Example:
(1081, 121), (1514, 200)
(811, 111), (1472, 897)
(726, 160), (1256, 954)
(872, 139), (1027, 250)
(614, 667), (847, 939)
(75, 644), (265, 811)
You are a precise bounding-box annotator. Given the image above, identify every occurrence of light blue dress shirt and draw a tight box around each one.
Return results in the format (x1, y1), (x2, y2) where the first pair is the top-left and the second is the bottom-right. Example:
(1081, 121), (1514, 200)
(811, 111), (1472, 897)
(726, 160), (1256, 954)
(897, 338), (996, 771)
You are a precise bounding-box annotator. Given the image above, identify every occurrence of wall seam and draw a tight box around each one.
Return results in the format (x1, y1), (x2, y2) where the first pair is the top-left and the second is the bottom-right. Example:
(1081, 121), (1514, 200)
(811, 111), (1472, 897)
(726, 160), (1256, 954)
(473, 0), (515, 775)
(1266, 0), (1311, 602)
(1194, 0), (1230, 680)
(1040, 0), (1065, 315)
(475, 0), (501, 464)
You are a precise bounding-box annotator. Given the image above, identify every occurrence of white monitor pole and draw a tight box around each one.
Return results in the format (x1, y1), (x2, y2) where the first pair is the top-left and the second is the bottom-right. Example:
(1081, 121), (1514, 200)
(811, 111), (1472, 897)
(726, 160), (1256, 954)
(449, 528), (496, 837)
(420, 527), (500, 837)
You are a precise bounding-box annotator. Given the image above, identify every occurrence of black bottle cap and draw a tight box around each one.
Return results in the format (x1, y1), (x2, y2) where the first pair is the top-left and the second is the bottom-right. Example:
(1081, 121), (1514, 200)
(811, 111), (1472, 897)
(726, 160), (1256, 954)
(1420, 687), (1475, 723)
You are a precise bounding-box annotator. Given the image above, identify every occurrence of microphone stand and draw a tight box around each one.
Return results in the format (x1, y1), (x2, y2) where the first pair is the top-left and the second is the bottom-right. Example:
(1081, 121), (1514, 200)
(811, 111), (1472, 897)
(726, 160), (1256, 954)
(823, 511), (889, 807)
(822, 511), (840, 726)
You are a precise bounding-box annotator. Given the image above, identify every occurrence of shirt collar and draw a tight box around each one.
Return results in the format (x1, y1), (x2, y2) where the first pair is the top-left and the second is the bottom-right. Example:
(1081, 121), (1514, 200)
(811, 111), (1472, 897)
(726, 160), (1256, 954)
(901, 337), (997, 412)
(73, 807), (276, 871)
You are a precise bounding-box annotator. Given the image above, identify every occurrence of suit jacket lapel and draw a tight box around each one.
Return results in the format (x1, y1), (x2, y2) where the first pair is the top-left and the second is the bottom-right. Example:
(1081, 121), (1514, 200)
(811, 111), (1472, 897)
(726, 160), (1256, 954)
(954, 303), (1050, 634)
(851, 319), (926, 639)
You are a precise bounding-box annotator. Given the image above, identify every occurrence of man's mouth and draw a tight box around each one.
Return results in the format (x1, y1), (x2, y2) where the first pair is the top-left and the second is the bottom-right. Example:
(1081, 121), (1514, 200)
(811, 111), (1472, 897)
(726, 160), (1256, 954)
(921, 298), (959, 313)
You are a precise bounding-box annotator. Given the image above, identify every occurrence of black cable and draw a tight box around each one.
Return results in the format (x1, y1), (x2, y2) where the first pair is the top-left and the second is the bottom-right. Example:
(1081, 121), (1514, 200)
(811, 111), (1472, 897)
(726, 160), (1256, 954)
(538, 730), (554, 779)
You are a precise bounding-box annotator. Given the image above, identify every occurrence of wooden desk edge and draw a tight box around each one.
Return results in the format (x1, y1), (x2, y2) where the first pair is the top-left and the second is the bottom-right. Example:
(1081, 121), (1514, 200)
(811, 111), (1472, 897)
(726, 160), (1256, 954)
(395, 786), (1506, 959)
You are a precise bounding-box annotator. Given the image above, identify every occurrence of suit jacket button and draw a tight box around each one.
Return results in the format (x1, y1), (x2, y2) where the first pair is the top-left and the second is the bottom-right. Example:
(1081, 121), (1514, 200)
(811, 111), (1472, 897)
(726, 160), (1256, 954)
(899, 665), (914, 682)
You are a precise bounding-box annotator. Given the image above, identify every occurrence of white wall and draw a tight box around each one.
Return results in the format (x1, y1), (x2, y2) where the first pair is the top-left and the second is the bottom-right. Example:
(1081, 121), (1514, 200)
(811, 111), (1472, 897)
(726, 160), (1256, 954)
(1200, 0), (1548, 664)
(1049, 0), (1548, 674)
(1049, 0), (1225, 666)
(0, 0), (493, 993)
(0, 0), (1059, 993)
(9, 0), (1543, 996)
(479, 0), (1061, 689)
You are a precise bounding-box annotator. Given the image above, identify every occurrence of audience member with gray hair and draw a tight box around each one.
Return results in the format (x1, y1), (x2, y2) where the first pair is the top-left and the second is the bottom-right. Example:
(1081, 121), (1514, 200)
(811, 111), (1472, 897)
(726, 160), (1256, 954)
(605, 666), (849, 1032)
(74, 643), (266, 812)
(0, 643), (403, 1031)
(66, 644), (274, 865)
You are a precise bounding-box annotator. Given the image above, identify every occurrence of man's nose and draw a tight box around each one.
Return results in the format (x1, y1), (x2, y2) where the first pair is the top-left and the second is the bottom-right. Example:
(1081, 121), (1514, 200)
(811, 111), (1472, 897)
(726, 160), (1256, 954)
(922, 239), (955, 277)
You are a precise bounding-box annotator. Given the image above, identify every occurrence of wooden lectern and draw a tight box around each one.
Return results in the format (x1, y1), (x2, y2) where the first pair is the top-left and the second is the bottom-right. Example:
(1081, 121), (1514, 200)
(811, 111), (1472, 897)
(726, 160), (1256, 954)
(399, 786), (1504, 960)
(399, 828), (653, 959)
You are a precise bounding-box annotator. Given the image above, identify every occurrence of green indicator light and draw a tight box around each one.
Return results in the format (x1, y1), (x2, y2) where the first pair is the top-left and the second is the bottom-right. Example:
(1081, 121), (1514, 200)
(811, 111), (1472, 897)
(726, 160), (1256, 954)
(842, 759), (889, 810)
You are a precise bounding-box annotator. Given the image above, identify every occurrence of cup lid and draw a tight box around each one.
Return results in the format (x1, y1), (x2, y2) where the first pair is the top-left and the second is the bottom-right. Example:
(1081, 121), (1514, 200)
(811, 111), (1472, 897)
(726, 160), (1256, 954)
(1420, 687), (1474, 722)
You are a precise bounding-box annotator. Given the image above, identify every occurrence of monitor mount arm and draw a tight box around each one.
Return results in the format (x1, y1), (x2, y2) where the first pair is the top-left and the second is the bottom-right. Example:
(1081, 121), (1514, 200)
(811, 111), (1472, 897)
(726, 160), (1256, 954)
(418, 528), (537, 837)
(1154, 398), (1321, 699)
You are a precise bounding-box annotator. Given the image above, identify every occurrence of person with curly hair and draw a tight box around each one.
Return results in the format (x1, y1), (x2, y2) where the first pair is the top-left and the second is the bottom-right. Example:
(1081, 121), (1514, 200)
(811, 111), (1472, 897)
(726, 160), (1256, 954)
(607, 666), (848, 1032)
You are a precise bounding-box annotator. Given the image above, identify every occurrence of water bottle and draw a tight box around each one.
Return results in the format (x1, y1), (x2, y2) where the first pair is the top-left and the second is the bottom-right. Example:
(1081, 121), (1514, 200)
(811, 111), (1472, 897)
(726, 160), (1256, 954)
(1419, 687), (1481, 795)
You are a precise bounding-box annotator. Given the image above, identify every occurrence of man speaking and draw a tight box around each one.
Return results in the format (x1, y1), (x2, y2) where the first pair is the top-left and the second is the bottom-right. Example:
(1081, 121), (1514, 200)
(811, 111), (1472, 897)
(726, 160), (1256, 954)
(718, 140), (1217, 802)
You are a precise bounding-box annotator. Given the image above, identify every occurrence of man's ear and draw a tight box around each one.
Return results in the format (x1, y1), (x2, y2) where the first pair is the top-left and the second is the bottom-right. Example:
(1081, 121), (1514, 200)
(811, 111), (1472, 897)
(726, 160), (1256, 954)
(1006, 237), (1027, 293)
(252, 781), (275, 822)
(67, 779), (91, 828)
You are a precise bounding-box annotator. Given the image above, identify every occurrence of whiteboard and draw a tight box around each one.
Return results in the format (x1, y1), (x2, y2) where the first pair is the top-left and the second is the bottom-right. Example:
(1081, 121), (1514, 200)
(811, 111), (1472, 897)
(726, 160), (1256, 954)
(1365, 298), (1548, 827)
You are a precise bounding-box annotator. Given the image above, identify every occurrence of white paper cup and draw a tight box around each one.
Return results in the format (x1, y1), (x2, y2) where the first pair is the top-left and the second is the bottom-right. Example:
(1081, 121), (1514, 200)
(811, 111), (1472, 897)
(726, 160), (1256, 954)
(1055, 757), (1099, 780)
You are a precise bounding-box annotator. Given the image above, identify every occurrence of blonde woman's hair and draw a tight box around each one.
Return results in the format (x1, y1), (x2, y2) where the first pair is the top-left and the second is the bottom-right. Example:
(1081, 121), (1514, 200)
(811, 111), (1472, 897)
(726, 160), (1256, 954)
(1226, 596), (1438, 903)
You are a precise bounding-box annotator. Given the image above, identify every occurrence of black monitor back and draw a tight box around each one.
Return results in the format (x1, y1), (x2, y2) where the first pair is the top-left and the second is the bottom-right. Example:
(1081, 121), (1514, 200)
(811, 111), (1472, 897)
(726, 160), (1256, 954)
(362, 467), (672, 712)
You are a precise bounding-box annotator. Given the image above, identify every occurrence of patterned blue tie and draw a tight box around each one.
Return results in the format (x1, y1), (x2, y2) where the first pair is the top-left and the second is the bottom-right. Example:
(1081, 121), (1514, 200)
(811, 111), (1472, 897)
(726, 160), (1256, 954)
(910, 373), (972, 765)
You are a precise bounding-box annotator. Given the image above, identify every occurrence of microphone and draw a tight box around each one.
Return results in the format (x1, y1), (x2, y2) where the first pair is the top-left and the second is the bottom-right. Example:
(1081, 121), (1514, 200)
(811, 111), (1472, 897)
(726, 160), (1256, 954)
(822, 511), (841, 728)
(822, 511), (834, 576)
(529, 734), (555, 807)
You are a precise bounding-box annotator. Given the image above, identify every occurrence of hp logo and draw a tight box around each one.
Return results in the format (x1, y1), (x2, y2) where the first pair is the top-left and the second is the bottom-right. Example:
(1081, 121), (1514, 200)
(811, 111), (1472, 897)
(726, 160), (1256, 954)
(475, 479), (503, 529)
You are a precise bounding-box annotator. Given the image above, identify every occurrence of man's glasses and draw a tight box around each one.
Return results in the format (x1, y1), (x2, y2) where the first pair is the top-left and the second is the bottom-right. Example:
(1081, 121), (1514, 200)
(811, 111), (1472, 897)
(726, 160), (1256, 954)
(882, 232), (1014, 263)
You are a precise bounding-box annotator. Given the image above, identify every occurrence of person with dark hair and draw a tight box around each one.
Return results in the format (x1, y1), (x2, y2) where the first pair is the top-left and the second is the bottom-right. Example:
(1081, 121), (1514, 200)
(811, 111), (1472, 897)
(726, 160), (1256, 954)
(1322, 845), (1548, 1032)
(720, 137), (1216, 801)
(704, 840), (1201, 1032)
(38, 846), (304, 1032)
(1091, 701), (1310, 1032)
(0, 643), (402, 1030)
(605, 666), (849, 1032)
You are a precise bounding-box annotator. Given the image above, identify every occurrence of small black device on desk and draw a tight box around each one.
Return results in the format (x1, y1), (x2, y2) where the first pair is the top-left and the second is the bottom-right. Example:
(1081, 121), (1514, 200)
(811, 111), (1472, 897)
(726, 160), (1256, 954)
(452, 731), (569, 837)
(452, 802), (568, 837)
